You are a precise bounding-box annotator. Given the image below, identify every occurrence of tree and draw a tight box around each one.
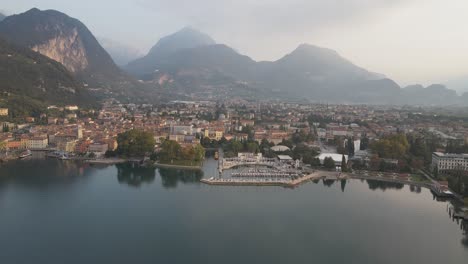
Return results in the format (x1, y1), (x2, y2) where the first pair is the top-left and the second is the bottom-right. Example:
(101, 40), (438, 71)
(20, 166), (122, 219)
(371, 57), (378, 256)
(360, 136), (369, 150)
(310, 158), (321, 167)
(370, 134), (409, 159)
(259, 139), (271, 152)
(292, 143), (318, 162)
(346, 138), (355, 157)
(279, 138), (293, 149)
(231, 140), (243, 154)
(369, 155), (381, 171)
(117, 129), (156, 157)
(246, 142), (259, 153)
(341, 155), (348, 172)
(323, 157), (336, 170)
(193, 144), (206, 161)
(0, 141), (6, 155)
(201, 137), (212, 147)
(159, 140), (182, 161)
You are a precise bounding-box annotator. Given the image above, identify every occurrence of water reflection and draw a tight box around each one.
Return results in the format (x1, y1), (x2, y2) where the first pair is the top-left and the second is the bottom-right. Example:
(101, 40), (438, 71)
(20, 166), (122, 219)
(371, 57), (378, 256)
(366, 179), (404, 191)
(409, 185), (422, 193)
(116, 163), (156, 187)
(462, 221), (468, 248)
(158, 168), (203, 188)
(340, 179), (347, 192)
(0, 159), (88, 190)
(322, 179), (335, 188)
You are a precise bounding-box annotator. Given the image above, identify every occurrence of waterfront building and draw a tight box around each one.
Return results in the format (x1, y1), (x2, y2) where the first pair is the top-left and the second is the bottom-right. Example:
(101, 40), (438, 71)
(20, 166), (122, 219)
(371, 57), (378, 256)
(75, 139), (92, 153)
(57, 140), (77, 153)
(6, 140), (21, 150)
(0, 108), (8, 116)
(431, 152), (468, 173)
(88, 143), (108, 155)
(27, 136), (48, 149)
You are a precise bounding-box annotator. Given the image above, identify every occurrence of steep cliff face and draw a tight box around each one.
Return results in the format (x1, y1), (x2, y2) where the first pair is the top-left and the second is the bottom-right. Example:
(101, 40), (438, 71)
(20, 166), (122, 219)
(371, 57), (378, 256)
(0, 8), (132, 90)
(0, 37), (94, 110)
(31, 27), (88, 73)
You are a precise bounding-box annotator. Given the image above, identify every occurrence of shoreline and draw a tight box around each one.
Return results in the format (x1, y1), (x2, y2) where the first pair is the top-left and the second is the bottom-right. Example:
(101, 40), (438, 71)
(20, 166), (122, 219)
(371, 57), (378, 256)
(86, 158), (127, 165)
(154, 162), (202, 170)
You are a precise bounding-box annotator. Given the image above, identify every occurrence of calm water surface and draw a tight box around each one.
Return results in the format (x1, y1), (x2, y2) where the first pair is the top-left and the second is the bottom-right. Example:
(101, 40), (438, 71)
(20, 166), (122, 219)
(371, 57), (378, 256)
(0, 158), (467, 264)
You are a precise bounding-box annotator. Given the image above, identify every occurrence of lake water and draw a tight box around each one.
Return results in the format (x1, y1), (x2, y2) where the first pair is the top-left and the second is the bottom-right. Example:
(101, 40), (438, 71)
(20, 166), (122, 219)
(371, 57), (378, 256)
(0, 158), (467, 264)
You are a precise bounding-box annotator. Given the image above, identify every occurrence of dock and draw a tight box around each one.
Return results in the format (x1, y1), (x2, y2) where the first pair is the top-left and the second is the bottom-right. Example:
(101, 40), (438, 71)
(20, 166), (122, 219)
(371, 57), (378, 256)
(200, 171), (338, 187)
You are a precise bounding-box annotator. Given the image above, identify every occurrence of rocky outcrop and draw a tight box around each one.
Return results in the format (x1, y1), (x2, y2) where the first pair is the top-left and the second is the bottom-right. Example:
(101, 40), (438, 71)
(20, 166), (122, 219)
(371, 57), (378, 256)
(0, 8), (134, 90)
(31, 27), (88, 73)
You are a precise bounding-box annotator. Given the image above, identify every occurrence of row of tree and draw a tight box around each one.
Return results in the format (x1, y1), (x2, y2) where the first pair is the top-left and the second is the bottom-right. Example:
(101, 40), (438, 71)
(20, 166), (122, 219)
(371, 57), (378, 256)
(116, 130), (156, 157)
(158, 140), (205, 163)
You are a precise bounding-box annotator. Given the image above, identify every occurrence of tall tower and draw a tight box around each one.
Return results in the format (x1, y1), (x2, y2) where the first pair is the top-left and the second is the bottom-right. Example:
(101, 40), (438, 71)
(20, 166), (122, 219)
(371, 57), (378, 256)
(76, 125), (83, 139)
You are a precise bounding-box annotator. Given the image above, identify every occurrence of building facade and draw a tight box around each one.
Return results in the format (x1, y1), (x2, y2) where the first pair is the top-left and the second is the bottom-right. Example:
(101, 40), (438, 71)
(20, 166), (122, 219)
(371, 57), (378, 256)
(432, 152), (468, 173)
(0, 108), (8, 116)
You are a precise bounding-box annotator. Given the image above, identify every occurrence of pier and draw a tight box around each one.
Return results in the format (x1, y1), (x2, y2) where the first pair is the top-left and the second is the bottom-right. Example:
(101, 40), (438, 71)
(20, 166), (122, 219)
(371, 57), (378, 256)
(221, 156), (277, 171)
(201, 171), (342, 187)
(231, 168), (299, 178)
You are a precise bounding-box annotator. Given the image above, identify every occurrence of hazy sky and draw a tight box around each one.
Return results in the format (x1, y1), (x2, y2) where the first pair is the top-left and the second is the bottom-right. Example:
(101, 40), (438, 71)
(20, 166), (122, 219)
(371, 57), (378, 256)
(2, 0), (468, 89)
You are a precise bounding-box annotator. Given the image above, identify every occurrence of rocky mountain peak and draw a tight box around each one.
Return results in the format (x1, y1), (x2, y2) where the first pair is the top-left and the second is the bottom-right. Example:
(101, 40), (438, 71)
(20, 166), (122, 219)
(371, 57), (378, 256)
(0, 8), (126, 87)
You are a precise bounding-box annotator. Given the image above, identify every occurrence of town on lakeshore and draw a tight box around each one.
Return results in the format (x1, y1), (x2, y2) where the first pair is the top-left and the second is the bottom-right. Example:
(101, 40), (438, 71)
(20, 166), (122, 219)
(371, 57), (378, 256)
(2, 3), (468, 263)
(1, 99), (468, 214)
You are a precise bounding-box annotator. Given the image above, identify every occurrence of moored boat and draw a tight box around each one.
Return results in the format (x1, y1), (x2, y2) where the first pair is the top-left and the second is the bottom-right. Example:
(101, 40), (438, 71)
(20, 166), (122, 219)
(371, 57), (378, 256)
(18, 150), (32, 159)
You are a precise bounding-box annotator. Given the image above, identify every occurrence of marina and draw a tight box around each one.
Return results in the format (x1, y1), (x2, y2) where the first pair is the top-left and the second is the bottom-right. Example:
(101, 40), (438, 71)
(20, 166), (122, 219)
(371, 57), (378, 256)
(201, 170), (341, 187)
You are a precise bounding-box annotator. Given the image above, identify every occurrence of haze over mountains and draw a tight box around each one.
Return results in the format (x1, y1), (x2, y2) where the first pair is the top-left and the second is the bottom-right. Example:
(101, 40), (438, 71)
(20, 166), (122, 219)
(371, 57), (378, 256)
(125, 27), (467, 105)
(0, 7), (466, 108)
(444, 76), (468, 94)
(98, 37), (144, 66)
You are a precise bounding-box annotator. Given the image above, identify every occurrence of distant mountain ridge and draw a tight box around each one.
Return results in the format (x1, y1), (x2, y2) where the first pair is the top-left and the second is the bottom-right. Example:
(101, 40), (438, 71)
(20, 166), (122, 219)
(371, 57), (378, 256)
(124, 28), (466, 105)
(401, 84), (460, 105)
(98, 37), (144, 66)
(443, 76), (468, 94)
(0, 13), (6, 22)
(125, 27), (216, 76)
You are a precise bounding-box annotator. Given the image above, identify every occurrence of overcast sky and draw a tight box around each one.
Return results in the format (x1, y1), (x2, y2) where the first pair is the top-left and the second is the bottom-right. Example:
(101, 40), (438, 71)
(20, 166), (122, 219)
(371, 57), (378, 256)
(2, 0), (468, 89)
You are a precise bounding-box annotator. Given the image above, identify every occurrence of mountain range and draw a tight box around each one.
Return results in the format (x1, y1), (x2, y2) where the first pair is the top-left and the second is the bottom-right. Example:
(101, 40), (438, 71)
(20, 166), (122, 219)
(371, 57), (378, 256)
(0, 7), (466, 108)
(124, 28), (467, 105)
